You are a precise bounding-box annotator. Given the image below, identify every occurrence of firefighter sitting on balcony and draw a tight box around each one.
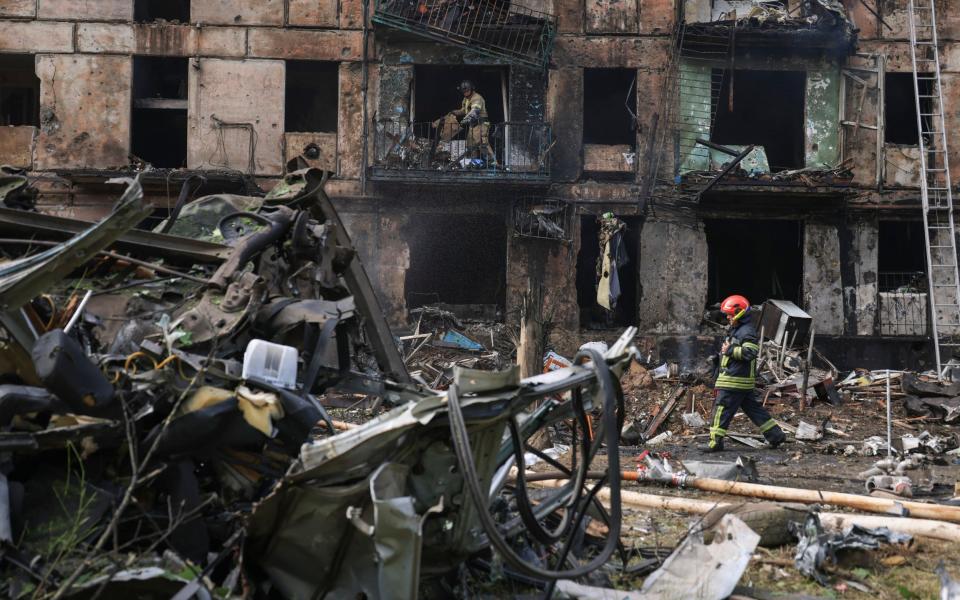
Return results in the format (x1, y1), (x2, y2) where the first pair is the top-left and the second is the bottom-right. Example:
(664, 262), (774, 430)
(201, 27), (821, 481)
(701, 294), (787, 453)
(438, 79), (497, 167)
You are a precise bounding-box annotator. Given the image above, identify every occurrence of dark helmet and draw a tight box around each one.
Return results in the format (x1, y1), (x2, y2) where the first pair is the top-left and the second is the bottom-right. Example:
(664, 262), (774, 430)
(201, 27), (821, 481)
(458, 80), (475, 92)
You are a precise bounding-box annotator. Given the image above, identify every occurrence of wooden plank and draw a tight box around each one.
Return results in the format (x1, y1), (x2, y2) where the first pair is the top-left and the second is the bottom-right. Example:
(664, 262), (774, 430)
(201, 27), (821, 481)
(642, 386), (686, 440)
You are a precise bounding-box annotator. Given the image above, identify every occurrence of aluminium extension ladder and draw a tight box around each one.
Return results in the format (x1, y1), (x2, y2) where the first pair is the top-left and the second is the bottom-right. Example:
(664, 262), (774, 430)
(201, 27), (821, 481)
(908, 0), (960, 378)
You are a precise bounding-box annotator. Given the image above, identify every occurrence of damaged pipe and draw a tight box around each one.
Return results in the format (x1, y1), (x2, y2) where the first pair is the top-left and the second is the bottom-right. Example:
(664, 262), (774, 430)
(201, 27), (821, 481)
(534, 480), (960, 543)
(524, 470), (960, 523)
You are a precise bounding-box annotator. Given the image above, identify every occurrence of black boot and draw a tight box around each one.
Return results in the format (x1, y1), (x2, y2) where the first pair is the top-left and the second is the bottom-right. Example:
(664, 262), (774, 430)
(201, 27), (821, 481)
(697, 438), (724, 452)
(765, 427), (787, 449)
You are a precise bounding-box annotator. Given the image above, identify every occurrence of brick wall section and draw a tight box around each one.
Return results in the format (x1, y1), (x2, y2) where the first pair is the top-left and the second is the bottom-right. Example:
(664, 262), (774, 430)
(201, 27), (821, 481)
(0, 0), (35, 17)
(34, 54), (132, 169)
(191, 0), (284, 26)
(0, 20), (73, 52)
(77, 23), (247, 56)
(187, 58), (285, 175)
(38, 0), (131, 21)
(247, 28), (363, 60)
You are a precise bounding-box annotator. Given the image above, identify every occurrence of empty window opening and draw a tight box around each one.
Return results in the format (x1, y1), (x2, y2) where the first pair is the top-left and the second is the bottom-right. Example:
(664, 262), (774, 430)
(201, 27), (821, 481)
(285, 61), (339, 133)
(404, 214), (507, 313)
(135, 0), (190, 23)
(131, 57), (188, 169)
(0, 54), (39, 127)
(583, 68), (637, 148)
(576, 215), (640, 328)
(878, 220), (926, 291)
(705, 219), (803, 308)
(711, 69), (806, 171)
(885, 72), (932, 145)
(413, 65), (507, 124)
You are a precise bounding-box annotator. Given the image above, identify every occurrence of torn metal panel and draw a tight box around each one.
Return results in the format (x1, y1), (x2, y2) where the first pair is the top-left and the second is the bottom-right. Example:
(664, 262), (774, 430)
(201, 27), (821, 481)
(247, 335), (637, 598)
(0, 205), (231, 264)
(638, 514), (760, 599)
(0, 176), (149, 311)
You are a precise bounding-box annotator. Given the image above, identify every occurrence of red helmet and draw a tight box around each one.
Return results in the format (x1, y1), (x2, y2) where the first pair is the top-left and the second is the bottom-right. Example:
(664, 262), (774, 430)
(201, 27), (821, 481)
(720, 295), (750, 319)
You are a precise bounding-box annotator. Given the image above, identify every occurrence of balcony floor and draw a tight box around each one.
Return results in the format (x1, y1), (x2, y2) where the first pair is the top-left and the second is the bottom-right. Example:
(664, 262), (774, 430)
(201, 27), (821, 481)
(370, 167), (550, 185)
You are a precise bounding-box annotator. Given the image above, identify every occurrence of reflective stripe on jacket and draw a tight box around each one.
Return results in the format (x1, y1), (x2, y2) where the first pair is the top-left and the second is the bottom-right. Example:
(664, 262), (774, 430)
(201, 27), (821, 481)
(715, 308), (760, 391)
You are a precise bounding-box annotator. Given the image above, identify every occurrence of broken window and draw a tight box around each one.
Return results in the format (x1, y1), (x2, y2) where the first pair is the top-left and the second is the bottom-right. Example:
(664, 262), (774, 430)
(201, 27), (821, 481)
(878, 221), (926, 291)
(412, 65), (507, 124)
(884, 72), (931, 145)
(404, 214), (507, 314)
(582, 68), (637, 148)
(285, 61), (339, 133)
(134, 0), (190, 23)
(711, 69), (806, 171)
(878, 220), (928, 335)
(705, 219), (803, 307)
(0, 54), (39, 127)
(576, 215), (639, 328)
(131, 57), (188, 169)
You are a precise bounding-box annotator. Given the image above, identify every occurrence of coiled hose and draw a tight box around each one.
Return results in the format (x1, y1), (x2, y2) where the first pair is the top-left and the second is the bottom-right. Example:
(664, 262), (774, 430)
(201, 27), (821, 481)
(446, 348), (624, 581)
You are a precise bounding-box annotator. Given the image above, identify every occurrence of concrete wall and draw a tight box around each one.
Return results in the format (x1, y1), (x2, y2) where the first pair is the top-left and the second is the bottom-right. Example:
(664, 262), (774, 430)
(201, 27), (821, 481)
(842, 216), (879, 335)
(35, 54), (131, 170)
(187, 58), (285, 175)
(637, 218), (708, 334)
(803, 221), (845, 335)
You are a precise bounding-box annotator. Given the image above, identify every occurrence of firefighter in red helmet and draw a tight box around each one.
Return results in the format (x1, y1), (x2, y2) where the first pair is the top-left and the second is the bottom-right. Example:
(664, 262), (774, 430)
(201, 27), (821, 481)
(701, 294), (786, 452)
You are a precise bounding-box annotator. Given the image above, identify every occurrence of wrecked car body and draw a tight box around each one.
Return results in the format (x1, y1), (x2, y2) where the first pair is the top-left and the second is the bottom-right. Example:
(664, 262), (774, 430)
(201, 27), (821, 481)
(0, 168), (641, 598)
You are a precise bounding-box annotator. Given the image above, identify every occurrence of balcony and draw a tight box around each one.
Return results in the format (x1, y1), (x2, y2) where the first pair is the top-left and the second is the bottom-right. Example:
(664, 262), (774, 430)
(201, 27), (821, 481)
(371, 120), (551, 184)
(372, 0), (556, 69)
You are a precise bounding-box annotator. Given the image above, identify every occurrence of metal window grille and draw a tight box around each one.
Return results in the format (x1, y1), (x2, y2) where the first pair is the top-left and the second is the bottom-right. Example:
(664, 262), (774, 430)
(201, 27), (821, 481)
(373, 0), (556, 69)
(513, 197), (572, 242)
(878, 271), (929, 336)
(372, 119), (551, 182)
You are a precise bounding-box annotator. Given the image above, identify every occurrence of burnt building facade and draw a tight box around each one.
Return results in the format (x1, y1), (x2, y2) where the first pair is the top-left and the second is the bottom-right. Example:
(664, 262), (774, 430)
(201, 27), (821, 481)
(0, 0), (955, 367)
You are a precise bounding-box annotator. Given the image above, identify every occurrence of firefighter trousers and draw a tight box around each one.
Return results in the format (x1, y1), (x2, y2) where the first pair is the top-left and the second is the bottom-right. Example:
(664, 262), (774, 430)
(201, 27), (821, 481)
(709, 389), (781, 446)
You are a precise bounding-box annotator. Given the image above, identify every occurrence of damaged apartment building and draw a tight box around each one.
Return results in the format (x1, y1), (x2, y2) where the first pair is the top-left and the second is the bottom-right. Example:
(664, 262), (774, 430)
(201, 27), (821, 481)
(0, 0), (957, 369)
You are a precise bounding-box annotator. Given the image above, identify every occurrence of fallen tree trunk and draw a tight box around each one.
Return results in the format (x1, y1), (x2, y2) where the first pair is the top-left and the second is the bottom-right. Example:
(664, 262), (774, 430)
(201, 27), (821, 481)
(535, 479), (960, 542)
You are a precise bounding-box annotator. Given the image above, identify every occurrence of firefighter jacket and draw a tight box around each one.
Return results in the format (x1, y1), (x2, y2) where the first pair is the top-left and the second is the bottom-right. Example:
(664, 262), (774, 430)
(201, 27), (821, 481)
(456, 92), (489, 124)
(714, 308), (760, 391)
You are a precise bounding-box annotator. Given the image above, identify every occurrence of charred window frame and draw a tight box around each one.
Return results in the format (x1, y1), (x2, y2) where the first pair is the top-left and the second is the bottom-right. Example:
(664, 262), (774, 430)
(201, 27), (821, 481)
(582, 68), (637, 148)
(0, 54), (40, 127)
(710, 69), (806, 171)
(131, 57), (188, 169)
(705, 218), (803, 307)
(404, 213), (507, 314)
(285, 61), (339, 133)
(878, 220), (926, 291)
(135, 0), (191, 23)
(575, 215), (640, 329)
(884, 72), (932, 146)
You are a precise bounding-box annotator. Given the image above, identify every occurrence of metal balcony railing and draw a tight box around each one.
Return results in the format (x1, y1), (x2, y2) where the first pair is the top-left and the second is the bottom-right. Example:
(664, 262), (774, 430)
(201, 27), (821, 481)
(373, 0), (556, 69)
(372, 119), (551, 183)
(878, 271), (929, 336)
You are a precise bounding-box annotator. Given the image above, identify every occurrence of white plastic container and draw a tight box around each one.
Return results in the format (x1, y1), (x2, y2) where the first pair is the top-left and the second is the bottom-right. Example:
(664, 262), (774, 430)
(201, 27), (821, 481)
(242, 339), (298, 390)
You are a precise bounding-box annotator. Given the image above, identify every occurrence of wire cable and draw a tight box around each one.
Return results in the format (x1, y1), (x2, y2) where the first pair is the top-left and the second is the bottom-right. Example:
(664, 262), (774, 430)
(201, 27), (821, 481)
(446, 348), (622, 581)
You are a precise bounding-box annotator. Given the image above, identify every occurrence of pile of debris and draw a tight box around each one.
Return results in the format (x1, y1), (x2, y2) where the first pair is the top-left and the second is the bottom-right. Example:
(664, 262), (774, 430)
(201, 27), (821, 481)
(0, 168), (652, 598)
